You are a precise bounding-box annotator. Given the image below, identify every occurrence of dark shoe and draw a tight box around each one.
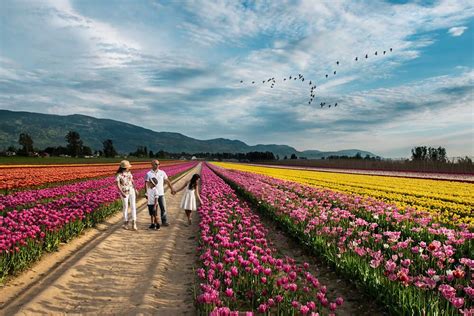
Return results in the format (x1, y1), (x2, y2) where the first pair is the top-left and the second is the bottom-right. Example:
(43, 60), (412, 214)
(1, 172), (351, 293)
(149, 223), (155, 229)
(162, 222), (170, 227)
(155, 224), (160, 230)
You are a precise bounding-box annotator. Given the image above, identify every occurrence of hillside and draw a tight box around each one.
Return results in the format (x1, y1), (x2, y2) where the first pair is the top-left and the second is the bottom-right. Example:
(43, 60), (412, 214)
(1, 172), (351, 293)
(0, 110), (376, 158)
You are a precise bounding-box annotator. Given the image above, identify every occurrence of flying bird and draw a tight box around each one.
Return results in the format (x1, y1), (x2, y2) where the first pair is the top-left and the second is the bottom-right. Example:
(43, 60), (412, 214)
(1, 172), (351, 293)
(325, 74), (328, 78)
(355, 57), (358, 61)
(375, 51), (378, 56)
(335, 103), (338, 107)
(390, 48), (393, 51)
(240, 80), (243, 83)
(383, 51), (386, 55)
(334, 71), (336, 75)
(336, 61), (339, 65)
(365, 54), (368, 58)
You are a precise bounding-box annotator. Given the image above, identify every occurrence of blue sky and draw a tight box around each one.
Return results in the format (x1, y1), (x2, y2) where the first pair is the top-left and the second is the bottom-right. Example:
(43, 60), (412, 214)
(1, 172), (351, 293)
(0, 0), (473, 158)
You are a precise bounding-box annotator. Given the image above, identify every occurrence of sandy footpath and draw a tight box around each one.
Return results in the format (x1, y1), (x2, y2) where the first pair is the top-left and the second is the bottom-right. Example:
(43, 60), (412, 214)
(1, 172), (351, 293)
(0, 164), (201, 315)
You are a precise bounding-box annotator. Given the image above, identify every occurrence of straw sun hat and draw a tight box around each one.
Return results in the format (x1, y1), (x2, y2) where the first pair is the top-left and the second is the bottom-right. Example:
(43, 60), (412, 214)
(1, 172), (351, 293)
(120, 160), (132, 169)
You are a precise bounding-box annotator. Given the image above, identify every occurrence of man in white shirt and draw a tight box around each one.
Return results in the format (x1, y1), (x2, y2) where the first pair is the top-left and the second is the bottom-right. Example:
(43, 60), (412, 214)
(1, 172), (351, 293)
(145, 160), (176, 226)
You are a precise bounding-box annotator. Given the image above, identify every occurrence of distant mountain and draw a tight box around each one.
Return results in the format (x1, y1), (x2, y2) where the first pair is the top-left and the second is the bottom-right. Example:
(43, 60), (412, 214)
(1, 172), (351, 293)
(0, 110), (377, 159)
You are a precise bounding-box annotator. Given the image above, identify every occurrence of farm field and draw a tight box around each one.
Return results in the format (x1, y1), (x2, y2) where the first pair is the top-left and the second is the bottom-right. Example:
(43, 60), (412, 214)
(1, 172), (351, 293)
(0, 160), (180, 192)
(0, 156), (173, 165)
(0, 161), (196, 282)
(214, 162), (474, 228)
(209, 163), (474, 314)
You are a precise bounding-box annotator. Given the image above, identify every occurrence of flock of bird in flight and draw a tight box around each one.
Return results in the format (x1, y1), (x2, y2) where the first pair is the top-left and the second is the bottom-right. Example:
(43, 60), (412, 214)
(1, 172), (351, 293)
(240, 48), (393, 109)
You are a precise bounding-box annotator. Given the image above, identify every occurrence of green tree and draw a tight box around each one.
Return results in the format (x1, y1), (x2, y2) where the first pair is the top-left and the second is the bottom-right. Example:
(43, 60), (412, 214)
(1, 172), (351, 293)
(103, 139), (117, 158)
(18, 133), (34, 155)
(437, 147), (447, 162)
(290, 153), (297, 159)
(411, 146), (428, 161)
(65, 131), (83, 157)
(82, 146), (93, 156)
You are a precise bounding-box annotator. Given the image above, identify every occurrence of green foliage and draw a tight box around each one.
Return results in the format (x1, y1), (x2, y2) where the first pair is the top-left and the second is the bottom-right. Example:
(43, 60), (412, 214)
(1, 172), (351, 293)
(18, 133), (34, 155)
(102, 139), (117, 158)
(65, 130), (83, 157)
(411, 146), (447, 162)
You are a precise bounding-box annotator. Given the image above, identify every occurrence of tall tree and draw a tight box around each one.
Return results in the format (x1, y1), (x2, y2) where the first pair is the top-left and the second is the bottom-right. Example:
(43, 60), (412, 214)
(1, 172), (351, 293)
(103, 139), (117, 158)
(18, 133), (34, 155)
(437, 147), (447, 163)
(65, 131), (83, 157)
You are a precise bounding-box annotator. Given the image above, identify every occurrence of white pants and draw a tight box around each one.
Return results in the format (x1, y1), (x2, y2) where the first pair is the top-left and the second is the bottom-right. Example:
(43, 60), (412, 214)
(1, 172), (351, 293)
(121, 189), (137, 221)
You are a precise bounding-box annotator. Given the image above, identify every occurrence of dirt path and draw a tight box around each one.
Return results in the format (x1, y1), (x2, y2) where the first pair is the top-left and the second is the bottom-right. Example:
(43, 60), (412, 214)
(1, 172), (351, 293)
(1, 164), (201, 315)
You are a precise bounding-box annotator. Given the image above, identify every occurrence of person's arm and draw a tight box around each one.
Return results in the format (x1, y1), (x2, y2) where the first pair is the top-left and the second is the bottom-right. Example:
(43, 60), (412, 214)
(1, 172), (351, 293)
(116, 176), (126, 198)
(165, 178), (175, 195)
(176, 181), (188, 193)
(154, 194), (158, 210)
(131, 174), (139, 195)
(195, 182), (203, 205)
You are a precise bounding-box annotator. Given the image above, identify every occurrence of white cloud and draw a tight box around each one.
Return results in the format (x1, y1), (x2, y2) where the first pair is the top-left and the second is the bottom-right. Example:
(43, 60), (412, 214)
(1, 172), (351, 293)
(448, 26), (468, 36)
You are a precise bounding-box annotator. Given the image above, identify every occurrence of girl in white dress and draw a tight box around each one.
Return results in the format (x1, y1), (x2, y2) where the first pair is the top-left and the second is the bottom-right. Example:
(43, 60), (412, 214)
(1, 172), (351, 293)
(176, 174), (202, 225)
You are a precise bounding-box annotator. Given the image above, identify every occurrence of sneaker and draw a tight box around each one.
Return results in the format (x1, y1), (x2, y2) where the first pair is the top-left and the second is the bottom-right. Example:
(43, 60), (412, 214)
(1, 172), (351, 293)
(155, 224), (161, 230)
(149, 223), (155, 229)
(123, 221), (129, 230)
(132, 220), (137, 231)
(162, 222), (170, 227)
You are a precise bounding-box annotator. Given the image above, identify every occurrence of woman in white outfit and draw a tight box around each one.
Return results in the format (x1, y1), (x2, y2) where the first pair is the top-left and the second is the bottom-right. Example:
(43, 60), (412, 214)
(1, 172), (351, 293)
(176, 174), (202, 225)
(116, 160), (138, 230)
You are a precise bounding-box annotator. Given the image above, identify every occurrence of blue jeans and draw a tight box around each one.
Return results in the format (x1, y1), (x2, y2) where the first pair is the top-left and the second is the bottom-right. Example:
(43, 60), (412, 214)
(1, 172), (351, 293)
(157, 195), (167, 224)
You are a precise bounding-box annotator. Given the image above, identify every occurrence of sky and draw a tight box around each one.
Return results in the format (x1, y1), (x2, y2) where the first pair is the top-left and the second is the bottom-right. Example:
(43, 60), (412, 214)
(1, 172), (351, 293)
(0, 0), (473, 158)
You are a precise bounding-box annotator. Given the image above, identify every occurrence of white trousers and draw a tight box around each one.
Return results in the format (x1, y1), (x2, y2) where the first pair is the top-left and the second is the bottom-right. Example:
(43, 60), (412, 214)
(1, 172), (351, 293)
(121, 189), (137, 221)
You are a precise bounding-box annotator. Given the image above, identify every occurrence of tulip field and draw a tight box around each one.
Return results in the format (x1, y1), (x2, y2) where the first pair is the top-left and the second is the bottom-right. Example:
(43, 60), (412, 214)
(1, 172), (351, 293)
(0, 161), (196, 281)
(204, 163), (473, 315)
(213, 163), (474, 228)
(197, 164), (344, 315)
(0, 161), (178, 192)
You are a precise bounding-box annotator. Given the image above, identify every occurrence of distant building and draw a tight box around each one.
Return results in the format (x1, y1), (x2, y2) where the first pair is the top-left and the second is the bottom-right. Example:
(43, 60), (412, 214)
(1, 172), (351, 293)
(191, 156), (197, 160)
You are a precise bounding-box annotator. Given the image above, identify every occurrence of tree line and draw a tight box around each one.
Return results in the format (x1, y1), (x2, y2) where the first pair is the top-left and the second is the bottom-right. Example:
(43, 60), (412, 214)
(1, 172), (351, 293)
(6, 131), (118, 158)
(128, 148), (277, 162)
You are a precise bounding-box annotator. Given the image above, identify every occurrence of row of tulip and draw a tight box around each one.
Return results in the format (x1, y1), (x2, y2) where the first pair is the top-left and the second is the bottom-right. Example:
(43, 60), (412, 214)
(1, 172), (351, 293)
(0, 162), (196, 282)
(213, 163), (474, 227)
(209, 164), (473, 315)
(0, 161), (179, 191)
(196, 164), (344, 315)
(0, 176), (114, 214)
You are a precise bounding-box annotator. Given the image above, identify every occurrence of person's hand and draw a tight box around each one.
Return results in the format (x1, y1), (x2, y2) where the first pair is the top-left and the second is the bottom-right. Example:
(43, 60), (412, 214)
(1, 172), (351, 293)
(154, 205), (158, 211)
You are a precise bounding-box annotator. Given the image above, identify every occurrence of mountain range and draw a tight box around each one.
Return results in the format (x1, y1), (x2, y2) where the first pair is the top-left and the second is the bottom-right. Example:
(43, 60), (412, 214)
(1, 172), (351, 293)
(0, 110), (376, 159)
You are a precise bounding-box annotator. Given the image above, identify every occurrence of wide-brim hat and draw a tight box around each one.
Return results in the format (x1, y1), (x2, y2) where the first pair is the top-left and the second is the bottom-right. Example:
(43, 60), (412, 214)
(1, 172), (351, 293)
(120, 160), (132, 169)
